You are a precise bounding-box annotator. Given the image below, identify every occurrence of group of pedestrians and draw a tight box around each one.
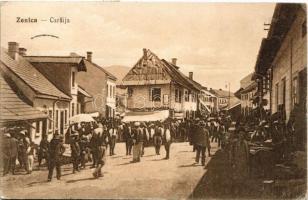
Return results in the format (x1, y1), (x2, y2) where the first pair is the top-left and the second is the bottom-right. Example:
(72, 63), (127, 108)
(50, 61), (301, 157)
(2, 130), (36, 176)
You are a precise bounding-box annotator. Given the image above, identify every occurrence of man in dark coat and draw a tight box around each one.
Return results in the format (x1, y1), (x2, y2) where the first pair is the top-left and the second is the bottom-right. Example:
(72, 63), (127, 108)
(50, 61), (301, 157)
(2, 133), (12, 176)
(38, 135), (49, 168)
(48, 134), (65, 181)
(195, 121), (210, 166)
(153, 124), (163, 155)
(9, 134), (18, 175)
(70, 132), (81, 173)
(123, 123), (133, 155)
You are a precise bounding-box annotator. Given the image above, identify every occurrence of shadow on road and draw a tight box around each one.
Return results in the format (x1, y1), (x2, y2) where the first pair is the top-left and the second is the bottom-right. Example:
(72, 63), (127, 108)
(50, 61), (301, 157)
(188, 149), (235, 199)
(178, 163), (201, 168)
(66, 177), (97, 183)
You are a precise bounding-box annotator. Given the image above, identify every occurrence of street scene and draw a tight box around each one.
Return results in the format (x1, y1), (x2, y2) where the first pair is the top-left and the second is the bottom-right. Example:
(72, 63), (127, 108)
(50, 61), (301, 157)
(0, 2), (307, 199)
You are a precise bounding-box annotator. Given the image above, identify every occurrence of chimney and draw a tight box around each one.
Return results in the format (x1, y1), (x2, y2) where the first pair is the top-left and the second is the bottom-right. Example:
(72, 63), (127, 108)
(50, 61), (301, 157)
(143, 48), (147, 59)
(171, 58), (177, 65)
(8, 42), (19, 60)
(18, 48), (27, 56)
(189, 72), (193, 80)
(86, 51), (92, 62)
(219, 88), (222, 91)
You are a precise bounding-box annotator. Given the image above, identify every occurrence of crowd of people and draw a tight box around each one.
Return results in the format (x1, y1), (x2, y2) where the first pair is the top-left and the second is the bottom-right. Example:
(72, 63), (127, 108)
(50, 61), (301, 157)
(1, 111), (301, 186)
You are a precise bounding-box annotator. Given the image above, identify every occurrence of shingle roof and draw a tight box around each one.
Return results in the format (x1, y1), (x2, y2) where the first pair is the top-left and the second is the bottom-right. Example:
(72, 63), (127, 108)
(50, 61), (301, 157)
(1, 49), (71, 100)
(0, 74), (47, 122)
(122, 49), (201, 91)
(84, 59), (117, 81)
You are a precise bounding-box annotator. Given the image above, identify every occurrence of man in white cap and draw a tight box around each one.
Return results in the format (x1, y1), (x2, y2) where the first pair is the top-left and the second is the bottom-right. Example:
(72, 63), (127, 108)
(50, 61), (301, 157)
(132, 122), (142, 163)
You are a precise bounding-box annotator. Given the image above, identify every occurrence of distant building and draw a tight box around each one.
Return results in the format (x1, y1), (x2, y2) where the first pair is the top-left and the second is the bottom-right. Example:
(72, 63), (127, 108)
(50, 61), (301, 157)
(77, 52), (117, 118)
(239, 73), (257, 116)
(121, 49), (202, 120)
(209, 88), (235, 111)
(199, 87), (217, 115)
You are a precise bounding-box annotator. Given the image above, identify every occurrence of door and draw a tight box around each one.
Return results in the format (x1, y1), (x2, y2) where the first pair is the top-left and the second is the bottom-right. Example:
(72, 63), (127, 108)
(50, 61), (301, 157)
(60, 111), (64, 135)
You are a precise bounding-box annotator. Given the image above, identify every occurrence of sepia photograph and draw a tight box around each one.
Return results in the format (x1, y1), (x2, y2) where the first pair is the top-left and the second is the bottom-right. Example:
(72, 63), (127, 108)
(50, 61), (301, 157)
(0, 1), (307, 199)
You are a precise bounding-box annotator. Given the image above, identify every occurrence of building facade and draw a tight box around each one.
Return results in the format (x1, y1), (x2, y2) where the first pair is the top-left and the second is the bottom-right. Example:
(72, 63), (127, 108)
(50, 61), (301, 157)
(122, 49), (201, 120)
(77, 52), (117, 118)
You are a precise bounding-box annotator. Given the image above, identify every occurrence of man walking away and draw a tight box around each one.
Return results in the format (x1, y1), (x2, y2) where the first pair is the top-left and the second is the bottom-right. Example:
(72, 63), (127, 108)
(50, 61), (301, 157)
(163, 124), (172, 159)
(153, 124), (163, 155)
(195, 121), (209, 166)
(48, 134), (65, 181)
(93, 127), (108, 178)
(70, 132), (81, 173)
(38, 136), (49, 168)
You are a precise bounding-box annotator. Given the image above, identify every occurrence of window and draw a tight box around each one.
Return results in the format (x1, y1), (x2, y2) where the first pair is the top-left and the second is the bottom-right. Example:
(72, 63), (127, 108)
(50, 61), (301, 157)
(179, 90), (182, 103)
(113, 86), (116, 98)
(48, 110), (52, 130)
(151, 88), (161, 102)
(293, 76), (299, 106)
(72, 103), (75, 116)
(36, 121), (40, 133)
(72, 72), (75, 87)
(275, 83), (279, 110)
(64, 110), (67, 124)
(175, 89), (179, 102)
(302, 20), (306, 37)
(55, 110), (59, 128)
(184, 90), (189, 102)
(128, 87), (133, 97)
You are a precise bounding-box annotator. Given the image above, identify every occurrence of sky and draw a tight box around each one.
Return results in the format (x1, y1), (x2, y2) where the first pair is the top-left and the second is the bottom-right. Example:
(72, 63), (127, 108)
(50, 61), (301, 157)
(1, 2), (275, 92)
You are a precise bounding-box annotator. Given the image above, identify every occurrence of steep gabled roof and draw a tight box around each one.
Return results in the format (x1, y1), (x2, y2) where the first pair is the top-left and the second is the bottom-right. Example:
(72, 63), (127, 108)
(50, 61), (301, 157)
(0, 74), (47, 122)
(122, 49), (202, 91)
(122, 49), (171, 85)
(84, 59), (117, 81)
(1, 49), (71, 100)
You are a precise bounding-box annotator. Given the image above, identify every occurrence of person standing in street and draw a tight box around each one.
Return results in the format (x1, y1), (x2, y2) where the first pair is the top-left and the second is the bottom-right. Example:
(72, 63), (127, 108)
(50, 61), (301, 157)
(2, 133), (12, 176)
(70, 132), (81, 173)
(163, 124), (172, 159)
(26, 140), (36, 174)
(195, 121), (210, 166)
(132, 122), (142, 162)
(109, 125), (117, 156)
(38, 135), (49, 169)
(123, 123), (133, 155)
(92, 125), (108, 178)
(9, 133), (18, 175)
(48, 134), (65, 182)
(153, 124), (163, 155)
(231, 129), (249, 196)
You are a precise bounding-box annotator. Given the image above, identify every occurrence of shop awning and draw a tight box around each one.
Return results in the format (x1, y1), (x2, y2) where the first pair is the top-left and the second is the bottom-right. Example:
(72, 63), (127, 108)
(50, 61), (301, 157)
(122, 110), (169, 122)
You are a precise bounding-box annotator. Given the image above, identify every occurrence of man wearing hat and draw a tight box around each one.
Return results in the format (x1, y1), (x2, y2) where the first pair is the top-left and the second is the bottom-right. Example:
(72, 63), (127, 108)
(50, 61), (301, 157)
(153, 123), (163, 156)
(48, 134), (65, 181)
(195, 121), (210, 166)
(70, 132), (81, 173)
(17, 130), (30, 173)
(132, 122), (142, 162)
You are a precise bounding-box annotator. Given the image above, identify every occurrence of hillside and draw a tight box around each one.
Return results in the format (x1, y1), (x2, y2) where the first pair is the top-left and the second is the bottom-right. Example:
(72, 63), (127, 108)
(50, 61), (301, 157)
(104, 65), (130, 84)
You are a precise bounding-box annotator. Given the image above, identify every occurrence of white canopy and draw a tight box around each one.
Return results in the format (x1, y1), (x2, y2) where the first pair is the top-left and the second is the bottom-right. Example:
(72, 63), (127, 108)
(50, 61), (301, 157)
(122, 110), (169, 122)
(70, 114), (95, 124)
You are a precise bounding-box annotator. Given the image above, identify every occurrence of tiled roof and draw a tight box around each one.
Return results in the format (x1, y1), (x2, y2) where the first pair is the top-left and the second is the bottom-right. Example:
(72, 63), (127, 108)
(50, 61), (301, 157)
(221, 96), (241, 110)
(25, 56), (87, 71)
(162, 59), (202, 91)
(84, 59), (117, 81)
(0, 74), (47, 122)
(1, 49), (71, 100)
(211, 89), (234, 98)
